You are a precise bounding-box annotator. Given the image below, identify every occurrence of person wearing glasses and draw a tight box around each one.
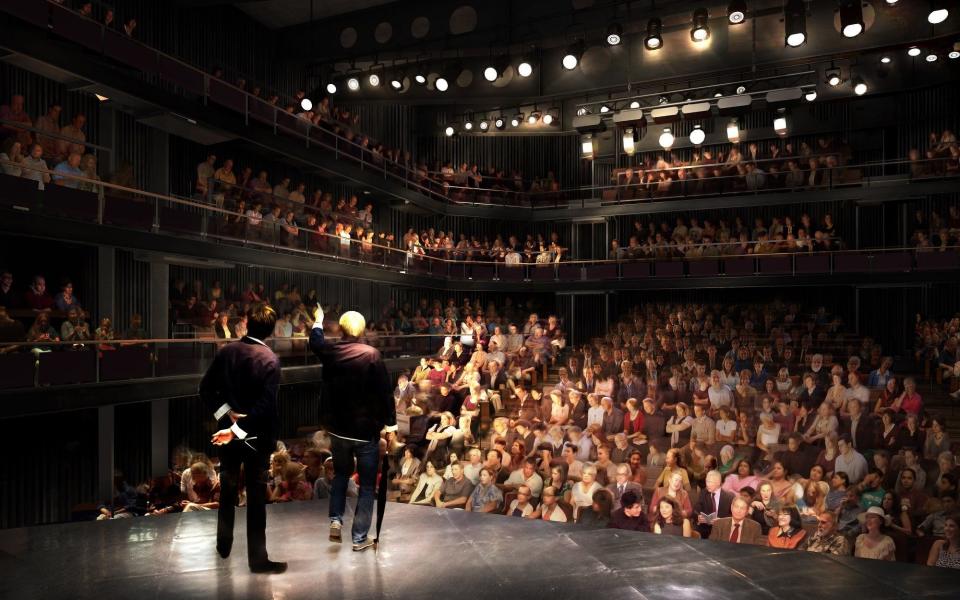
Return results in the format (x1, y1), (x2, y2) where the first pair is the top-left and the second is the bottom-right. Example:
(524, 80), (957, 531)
(800, 510), (851, 555)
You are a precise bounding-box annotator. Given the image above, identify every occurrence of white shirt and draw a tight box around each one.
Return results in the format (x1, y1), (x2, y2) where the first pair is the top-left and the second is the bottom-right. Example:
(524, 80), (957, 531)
(708, 386), (733, 409)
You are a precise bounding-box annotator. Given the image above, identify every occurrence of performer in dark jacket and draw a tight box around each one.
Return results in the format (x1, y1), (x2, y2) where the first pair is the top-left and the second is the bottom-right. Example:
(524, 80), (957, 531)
(309, 305), (397, 551)
(201, 302), (286, 573)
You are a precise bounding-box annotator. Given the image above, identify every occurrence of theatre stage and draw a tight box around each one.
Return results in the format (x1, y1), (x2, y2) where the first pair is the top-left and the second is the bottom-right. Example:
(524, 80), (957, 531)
(0, 500), (956, 600)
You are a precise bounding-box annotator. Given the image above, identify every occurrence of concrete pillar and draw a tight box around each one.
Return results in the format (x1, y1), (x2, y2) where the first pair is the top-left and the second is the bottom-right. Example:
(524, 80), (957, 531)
(98, 405), (115, 504)
(151, 399), (170, 477)
(97, 246), (115, 323)
(149, 260), (169, 338)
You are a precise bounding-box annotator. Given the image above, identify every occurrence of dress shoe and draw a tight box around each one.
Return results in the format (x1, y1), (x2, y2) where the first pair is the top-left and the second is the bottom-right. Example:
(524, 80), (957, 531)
(249, 560), (287, 574)
(216, 540), (232, 559)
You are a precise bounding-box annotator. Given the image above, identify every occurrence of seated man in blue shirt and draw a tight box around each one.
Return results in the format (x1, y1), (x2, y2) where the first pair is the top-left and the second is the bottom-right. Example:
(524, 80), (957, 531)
(52, 152), (84, 188)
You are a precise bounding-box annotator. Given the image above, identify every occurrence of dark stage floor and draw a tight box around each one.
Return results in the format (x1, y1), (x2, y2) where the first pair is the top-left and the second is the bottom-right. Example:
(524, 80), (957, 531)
(0, 499), (957, 599)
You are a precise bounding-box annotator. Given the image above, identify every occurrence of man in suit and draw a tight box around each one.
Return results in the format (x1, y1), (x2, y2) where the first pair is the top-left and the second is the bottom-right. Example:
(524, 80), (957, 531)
(309, 305), (396, 552)
(709, 496), (766, 546)
(694, 470), (734, 538)
(607, 464), (645, 510)
(201, 303), (286, 574)
(840, 398), (877, 453)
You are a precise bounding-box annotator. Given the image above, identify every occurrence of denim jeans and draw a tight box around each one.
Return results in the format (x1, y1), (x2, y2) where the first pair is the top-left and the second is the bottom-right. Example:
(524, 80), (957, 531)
(329, 434), (379, 543)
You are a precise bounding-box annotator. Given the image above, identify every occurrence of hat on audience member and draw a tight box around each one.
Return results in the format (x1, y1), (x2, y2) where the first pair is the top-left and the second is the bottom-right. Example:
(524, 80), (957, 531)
(858, 505), (891, 526)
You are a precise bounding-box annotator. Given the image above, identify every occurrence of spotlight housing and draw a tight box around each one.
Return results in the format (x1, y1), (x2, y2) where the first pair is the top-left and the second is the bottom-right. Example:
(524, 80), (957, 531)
(773, 109), (789, 137)
(728, 0), (747, 24)
(839, 0), (864, 38)
(346, 76), (360, 91)
(543, 109), (557, 125)
(825, 68), (842, 86)
(726, 120), (741, 143)
(389, 72), (404, 90)
(950, 49), (960, 60)
(907, 46), (921, 57)
(528, 111), (541, 125)
(629, 100), (641, 109)
(495, 117), (505, 130)
(659, 127), (675, 149)
(326, 81), (338, 95)
(784, 0), (806, 47)
(853, 76), (867, 96)
(562, 40), (584, 70)
(622, 127), (639, 156)
(644, 18), (663, 50)
(879, 55), (892, 64)
(804, 89), (818, 101)
(690, 125), (706, 146)
(464, 119), (474, 131)
(483, 56), (508, 83)
(511, 113), (523, 127)
(581, 134), (595, 159)
(444, 125), (456, 137)
(925, 53), (938, 62)
(368, 73), (381, 87)
(928, 3), (949, 24)
(600, 103), (611, 114)
(691, 8), (711, 42)
(607, 23), (623, 46)
(479, 120), (489, 131)
(736, 86), (747, 95)
(517, 53), (535, 77)
(300, 98), (313, 111)
(435, 75), (449, 92)
(414, 63), (427, 85)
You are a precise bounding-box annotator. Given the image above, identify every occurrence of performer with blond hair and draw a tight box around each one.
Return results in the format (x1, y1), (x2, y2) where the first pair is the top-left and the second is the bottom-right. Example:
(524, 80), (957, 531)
(308, 305), (396, 551)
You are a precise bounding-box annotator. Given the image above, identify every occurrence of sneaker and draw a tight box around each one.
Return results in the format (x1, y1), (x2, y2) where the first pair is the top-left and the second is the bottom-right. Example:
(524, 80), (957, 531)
(352, 537), (375, 552)
(329, 521), (342, 543)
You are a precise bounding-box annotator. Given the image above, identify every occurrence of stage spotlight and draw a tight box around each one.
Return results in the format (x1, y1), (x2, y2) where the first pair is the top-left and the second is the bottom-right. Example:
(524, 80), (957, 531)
(576, 106), (588, 116)
(528, 111), (541, 124)
(435, 76), (449, 92)
(581, 134), (595, 159)
(805, 89), (818, 101)
(853, 76), (867, 95)
(784, 0), (806, 47)
(607, 23), (623, 46)
(726, 120), (741, 143)
(479, 120), (489, 131)
(389, 72), (404, 89)
(464, 119), (474, 131)
(773, 109), (789, 136)
(622, 127), (638, 156)
(691, 8), (710, 42)
(543, 110), (556, 125)
(928, 2), (949, 24)
(511, 113), (523, 127)
(495, 117), (505, 130)
(728, 0), (747, 24)
(925, 52), (938, 62)
(300, 98), (313, 111)
(644, 18), (663, 50)
(600, 104), (611, 114)
(690, 125), (706, 146)
(414, 63), (427, 85)
(517, 54), (534, 77)
(658, 127), (675, 149)
(907, 46), (921, 57)
(444, 125), (456, 137)
(950, 49), (960, 59)
(839, 0), (864, 38)
(736, 85), (747, 94)
(714, 91), (723, 98)
(346, 76), (360, 91)
(368, 73), (381, 87)
(483, 56), (503, 82)
(825, 68), (842, 86)
(562, 40), (584, 70)
(885, 0), (897, 4)
(326, 81), (338, 94)
(630, 100), (641, 109)
(880, 55), (892, 64)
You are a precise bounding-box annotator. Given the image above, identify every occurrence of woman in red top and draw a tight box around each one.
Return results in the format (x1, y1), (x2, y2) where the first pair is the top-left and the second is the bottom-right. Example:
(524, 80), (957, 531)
(893, 377), (923, 415)
(767, 506), (806, 549)
(623, 397), (645, 441)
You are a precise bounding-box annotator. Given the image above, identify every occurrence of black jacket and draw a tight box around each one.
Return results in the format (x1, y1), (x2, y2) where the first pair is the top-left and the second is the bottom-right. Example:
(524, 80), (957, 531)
(309, 325), (396, 441)
(199, 337), (281, 445)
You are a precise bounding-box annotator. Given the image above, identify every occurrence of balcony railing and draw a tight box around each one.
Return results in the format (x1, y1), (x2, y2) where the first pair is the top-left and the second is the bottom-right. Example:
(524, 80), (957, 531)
(2, 159), (959, 283)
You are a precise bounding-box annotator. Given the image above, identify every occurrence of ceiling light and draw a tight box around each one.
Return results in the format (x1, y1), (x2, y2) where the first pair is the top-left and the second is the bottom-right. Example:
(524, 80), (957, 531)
(784, 0), (806, 47)
(925, 52), (938, 62)
(528, 111), (541, 124)
(728, 0), (747, 24)
(825, 68), (842, 86)
(804, 89), (818, 101)
(691, 8), (711, 42)
(300, 98), (313, 111)
(773, 109), (789, 136)
(928, 3), (949, 24)
(600, 104), (611, 114)
(543, 112), (555, 125)
(511, 113), (523, 127)
(368, 73), (381, 87)
(690, 125), (706, 146)
(853, 76), (867, 95)
(839, 0), (864, 38)
(714, 91), (723, 98)
(950, 49), (960, 59)
(444, 125), (456, 137)
(907, 46), (922, 57)
(562, 40), (584, 70)
(495, 117), (505, 129)
(644, 18), (663, 50)
(880, 55), (892, 64)
(576, 107), (588, 116)
(346, 76), (360, 91)
(414, 64), (427, 84)
(629, 101), (641, 109)
(659, 127), (675, 149)
(464, 120), (474, 131)
(726, 120), (741, 143)
(435, 76), (449, 92)
(483, 64), (499, 82)
(517, 54), (534, 77)
(736, 85), (747, 94)
(581, 134), (595, 159)
(326, 82), (338, 94)
(479, 120), (489, 131)
(622, 128), (638, 156)
(390, 72), (404, 89)
(607, 23), (623, 46)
